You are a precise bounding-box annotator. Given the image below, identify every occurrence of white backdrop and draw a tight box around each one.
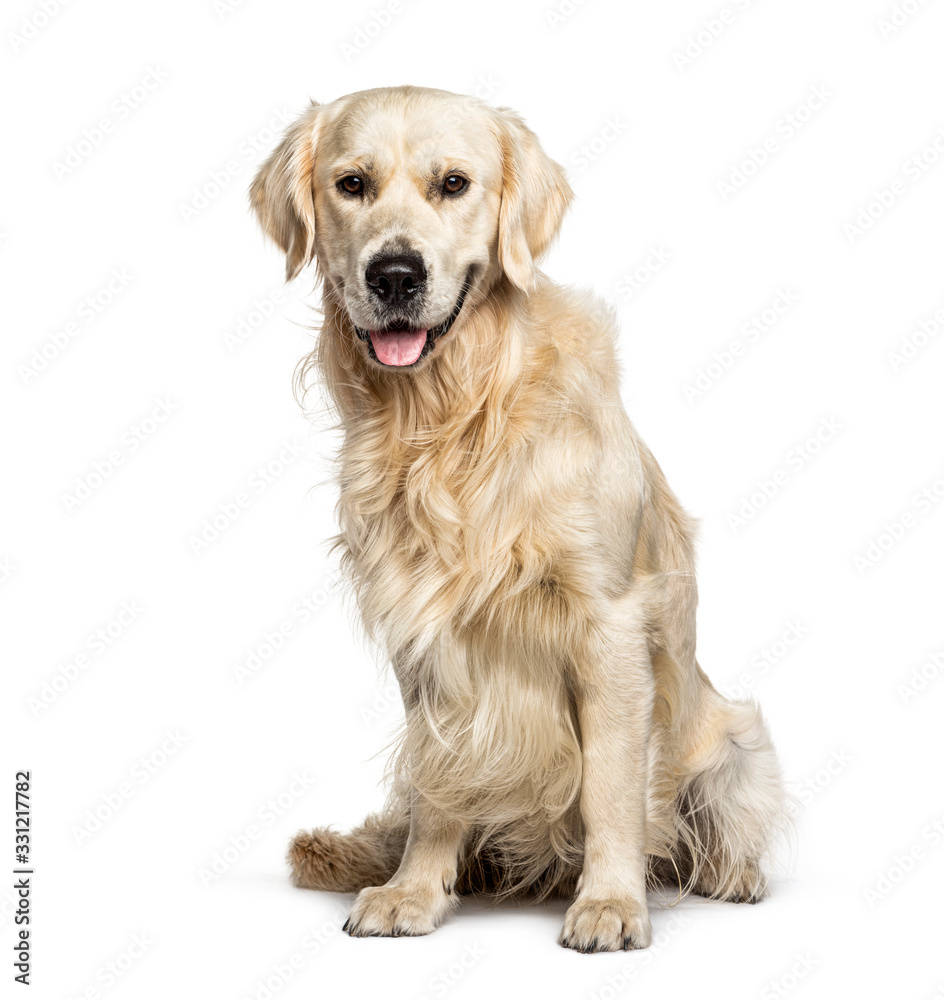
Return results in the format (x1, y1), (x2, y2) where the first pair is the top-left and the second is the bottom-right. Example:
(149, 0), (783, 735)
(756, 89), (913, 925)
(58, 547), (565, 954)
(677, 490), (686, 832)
(3, 0), (943, 997)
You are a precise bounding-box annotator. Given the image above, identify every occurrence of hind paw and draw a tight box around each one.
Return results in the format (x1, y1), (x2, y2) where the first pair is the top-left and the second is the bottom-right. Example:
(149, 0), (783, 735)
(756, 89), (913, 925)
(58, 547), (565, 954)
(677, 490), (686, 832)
(695, 858), (768, 903)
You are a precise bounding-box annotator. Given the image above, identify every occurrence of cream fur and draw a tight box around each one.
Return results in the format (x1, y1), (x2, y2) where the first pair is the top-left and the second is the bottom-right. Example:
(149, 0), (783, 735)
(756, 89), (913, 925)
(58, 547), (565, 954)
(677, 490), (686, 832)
(249, 86), (786, 953)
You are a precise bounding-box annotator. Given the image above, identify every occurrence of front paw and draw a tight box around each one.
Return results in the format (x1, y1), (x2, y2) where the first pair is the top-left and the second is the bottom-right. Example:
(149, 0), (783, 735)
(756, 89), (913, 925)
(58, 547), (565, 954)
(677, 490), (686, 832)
(344, 883), (452, 938)
(559, 896), (652, 953)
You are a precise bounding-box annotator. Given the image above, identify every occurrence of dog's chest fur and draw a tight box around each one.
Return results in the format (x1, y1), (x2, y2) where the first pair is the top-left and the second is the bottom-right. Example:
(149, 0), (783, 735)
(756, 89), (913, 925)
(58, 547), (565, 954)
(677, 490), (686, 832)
(335, 380), (604, 676)
(336, 410), (591, 833)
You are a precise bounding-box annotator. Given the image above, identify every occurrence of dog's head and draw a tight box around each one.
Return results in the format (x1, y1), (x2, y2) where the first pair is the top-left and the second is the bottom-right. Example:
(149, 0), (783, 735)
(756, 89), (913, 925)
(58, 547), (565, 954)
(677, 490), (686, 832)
(250, 87), (572, 369)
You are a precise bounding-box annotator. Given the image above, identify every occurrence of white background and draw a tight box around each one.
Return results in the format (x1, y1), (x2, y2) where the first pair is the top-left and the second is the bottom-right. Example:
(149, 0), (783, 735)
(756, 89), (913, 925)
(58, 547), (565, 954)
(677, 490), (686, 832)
(3, 0), (943, 997)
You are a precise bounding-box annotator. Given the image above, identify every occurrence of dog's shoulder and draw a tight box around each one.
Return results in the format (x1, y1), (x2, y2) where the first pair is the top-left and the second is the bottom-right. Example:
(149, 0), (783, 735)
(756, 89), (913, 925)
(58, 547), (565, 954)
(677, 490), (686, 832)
(526, 277), (624, 394)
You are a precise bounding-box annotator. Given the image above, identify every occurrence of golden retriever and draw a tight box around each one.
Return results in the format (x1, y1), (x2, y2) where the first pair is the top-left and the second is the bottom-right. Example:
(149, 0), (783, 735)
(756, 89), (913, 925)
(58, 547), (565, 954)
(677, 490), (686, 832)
(249, 86), (785, 953)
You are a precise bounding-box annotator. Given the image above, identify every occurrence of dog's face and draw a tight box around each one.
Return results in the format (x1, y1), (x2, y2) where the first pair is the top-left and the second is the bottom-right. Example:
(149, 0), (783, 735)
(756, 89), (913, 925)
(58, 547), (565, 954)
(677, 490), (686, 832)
(314, 92), (501, 368)
(250, 87), (572, 370)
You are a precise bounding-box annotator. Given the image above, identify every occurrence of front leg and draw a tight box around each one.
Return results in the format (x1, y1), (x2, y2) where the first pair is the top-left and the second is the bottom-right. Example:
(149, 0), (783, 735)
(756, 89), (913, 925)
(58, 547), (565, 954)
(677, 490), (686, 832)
(344, 791), (464, 938)
(560, 598), (654, 953)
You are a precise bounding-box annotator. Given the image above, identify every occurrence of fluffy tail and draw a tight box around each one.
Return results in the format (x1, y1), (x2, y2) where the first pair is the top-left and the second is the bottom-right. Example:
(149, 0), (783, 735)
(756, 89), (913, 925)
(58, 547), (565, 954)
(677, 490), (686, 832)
(288, 810), (408, 893)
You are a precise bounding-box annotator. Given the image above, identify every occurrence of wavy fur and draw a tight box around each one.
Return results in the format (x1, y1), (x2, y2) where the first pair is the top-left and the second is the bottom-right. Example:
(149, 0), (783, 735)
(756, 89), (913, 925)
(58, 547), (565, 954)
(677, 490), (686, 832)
(251, 86), (786, 950)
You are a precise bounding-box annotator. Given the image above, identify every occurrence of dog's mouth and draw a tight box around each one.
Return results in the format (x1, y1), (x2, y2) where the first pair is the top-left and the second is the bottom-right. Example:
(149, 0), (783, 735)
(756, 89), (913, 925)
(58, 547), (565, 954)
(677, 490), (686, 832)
(354, 277), (471, 368)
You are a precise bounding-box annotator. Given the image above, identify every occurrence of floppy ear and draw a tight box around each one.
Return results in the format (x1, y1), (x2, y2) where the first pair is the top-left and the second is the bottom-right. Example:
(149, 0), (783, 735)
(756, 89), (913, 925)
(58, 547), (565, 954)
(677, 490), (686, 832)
(490, 108), (573, 293)
(249, 102), (322, 282)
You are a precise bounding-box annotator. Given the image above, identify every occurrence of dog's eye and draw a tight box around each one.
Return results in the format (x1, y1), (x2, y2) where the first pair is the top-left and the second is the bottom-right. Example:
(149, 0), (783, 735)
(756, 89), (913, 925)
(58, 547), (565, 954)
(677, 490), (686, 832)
(339, 175), (363, 195)
(443, 174), (469, 196)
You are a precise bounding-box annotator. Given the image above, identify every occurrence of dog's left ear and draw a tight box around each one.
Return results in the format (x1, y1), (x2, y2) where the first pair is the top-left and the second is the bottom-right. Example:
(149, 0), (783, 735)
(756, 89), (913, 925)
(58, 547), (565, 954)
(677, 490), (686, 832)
(490, 108), (573, 293)
(249, 102), (323, 282)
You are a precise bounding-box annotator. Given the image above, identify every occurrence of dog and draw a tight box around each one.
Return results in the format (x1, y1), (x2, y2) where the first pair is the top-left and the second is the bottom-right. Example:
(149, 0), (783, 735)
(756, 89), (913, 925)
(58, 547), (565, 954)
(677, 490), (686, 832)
(249, 86), (785, 953)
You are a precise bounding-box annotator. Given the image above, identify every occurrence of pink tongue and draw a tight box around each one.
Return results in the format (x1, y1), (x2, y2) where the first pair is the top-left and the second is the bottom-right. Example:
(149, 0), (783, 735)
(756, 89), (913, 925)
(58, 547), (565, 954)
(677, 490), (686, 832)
(369, 328), (428, 366)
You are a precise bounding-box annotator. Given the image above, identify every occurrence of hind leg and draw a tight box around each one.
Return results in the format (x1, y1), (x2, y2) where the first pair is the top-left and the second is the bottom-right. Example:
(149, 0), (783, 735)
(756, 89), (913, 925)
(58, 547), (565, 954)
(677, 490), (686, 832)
(677, 699), (784, 903)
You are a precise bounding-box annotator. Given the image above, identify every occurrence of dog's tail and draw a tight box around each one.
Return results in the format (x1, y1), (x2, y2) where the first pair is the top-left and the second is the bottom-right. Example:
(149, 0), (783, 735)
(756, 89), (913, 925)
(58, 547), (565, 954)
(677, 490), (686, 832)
(287, 810), (409, 893)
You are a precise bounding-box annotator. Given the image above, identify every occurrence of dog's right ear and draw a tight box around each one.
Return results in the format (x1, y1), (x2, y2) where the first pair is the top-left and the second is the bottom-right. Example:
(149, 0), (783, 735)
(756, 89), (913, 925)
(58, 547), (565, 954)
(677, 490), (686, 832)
(249, 102), (322, 282)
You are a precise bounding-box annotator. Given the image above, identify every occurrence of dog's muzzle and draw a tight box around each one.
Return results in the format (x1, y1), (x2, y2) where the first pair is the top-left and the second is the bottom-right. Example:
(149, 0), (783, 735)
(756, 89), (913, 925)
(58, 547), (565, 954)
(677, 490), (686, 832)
(354, 273), (472, 367)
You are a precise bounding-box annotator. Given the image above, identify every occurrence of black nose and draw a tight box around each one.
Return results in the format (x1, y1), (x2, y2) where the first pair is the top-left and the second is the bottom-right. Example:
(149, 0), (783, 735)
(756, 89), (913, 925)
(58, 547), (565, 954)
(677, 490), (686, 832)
(365, 254), (427, 305)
